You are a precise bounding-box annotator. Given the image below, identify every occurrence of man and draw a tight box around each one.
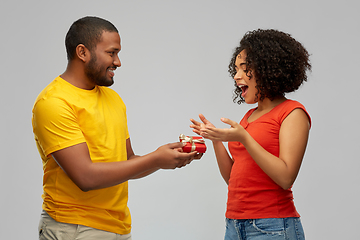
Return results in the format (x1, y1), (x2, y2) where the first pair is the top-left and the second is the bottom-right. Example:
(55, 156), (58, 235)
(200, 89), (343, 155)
(32, 16), (200, 240)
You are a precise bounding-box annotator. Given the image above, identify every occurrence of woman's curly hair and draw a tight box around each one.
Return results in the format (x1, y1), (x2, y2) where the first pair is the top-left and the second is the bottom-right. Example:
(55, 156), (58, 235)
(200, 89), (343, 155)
(228, 29), (311, 104)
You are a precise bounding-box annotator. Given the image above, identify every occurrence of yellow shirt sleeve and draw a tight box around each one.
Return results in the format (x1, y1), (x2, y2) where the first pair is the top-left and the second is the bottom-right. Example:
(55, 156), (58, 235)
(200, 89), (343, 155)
(32, 96), (85, 157)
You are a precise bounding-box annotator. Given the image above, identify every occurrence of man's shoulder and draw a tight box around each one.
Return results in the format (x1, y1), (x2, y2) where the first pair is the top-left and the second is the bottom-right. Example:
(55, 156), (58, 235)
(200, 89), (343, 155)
(33, 77), (77, 112)
(36, 76), (67, 97)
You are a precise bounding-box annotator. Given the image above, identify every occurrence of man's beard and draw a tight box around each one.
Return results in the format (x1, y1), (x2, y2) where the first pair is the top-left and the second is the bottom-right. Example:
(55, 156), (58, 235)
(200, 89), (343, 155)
(85, 53), (114, 87)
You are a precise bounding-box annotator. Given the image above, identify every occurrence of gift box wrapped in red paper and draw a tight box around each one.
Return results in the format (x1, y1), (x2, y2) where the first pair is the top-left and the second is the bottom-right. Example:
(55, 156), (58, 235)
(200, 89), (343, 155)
(179, 134), (206, 153)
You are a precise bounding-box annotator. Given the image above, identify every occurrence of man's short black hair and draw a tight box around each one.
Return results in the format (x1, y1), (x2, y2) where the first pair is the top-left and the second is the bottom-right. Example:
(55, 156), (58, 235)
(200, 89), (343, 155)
(65, 16), (118, 60)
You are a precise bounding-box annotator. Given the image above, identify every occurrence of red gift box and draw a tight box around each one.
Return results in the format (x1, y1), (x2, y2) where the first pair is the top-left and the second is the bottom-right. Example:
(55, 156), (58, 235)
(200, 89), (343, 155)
(179, 134), (206, 153)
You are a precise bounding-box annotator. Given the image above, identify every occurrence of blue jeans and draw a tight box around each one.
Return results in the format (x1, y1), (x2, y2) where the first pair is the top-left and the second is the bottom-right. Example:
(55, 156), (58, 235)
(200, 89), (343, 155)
(224, 218), (305, 240)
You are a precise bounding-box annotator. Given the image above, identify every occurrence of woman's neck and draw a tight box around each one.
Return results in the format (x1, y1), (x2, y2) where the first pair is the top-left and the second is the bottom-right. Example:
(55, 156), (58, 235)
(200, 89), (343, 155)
(257, 96), (287, 112)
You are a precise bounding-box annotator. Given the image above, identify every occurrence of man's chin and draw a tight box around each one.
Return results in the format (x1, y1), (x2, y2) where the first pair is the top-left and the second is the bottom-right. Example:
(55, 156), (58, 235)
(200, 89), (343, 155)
(96, 78), (114, 87)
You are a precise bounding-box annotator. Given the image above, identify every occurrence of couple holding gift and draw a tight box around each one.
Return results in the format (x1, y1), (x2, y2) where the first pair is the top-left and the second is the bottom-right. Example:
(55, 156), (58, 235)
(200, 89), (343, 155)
(32, 16), (311, 240)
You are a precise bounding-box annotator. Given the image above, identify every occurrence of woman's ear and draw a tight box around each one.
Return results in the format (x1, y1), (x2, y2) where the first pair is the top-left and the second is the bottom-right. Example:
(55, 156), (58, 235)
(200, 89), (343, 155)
(76, 44), (90, 62)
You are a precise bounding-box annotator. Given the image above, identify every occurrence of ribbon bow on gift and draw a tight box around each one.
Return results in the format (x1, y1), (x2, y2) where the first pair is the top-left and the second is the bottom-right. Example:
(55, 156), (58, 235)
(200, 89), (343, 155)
(179, 134), (205, 152)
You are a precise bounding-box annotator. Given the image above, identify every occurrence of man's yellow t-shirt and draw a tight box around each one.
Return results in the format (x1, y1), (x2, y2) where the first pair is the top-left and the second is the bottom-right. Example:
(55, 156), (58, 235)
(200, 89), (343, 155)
(32, 76), (131, 234)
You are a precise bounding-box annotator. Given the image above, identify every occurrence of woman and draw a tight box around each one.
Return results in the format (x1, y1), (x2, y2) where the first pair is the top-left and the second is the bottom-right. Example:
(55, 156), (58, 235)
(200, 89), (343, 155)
(191, 29), (311, 240)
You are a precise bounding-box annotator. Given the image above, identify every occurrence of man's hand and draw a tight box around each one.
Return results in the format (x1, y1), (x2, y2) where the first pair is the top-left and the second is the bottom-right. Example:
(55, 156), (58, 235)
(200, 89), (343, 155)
(153, 142), (199, 169)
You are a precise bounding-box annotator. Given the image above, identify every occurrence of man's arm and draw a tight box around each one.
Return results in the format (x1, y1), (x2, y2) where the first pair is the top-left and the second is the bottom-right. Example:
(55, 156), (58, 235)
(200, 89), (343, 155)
(126, 138), (160, 179)
(126, 138), (202, 179)
(52, 141), (198, 192)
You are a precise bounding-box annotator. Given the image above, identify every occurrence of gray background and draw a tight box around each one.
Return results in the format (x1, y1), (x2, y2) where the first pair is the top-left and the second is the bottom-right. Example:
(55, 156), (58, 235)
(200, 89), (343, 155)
(1, 0), (359, 239)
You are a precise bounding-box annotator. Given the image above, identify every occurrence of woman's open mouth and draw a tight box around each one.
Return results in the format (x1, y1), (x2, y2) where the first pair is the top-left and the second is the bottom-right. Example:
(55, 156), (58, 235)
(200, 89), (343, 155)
(238, 84), (249, 97)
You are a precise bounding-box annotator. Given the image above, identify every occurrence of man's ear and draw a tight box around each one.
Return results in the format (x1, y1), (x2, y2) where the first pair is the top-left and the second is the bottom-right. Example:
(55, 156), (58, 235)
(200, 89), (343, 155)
(76, 44), (90, 62)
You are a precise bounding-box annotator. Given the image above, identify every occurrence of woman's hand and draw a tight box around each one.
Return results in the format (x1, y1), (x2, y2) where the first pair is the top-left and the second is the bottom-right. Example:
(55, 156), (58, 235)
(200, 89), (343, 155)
(201, 117), (249, 142)
(190, 114), (234, 184)
(190, 114), (215, 136)
(191, 114), (247, 143)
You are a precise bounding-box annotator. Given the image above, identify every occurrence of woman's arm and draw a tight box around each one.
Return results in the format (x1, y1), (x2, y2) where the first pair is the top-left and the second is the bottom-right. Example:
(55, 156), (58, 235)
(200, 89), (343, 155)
(198, 109), (310, 189)
(212, 141), (233, 184)
(191, 114), (233, 184)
